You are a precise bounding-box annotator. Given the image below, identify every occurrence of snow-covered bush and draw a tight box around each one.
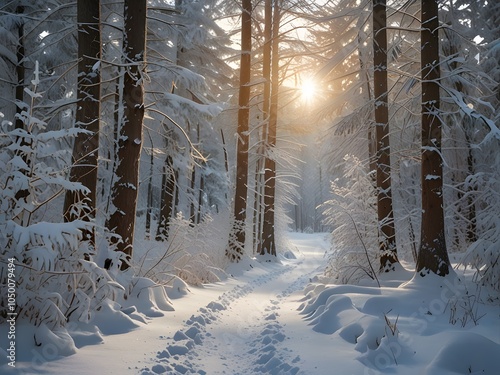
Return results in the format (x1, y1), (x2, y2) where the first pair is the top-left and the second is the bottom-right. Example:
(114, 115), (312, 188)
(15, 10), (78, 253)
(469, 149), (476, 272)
(322, 155), (379, 284)
(0, 67), (121, 330)
(459, 152), (500, 300)
(135, 210), (229, 286)
(394, 159), (420, 263)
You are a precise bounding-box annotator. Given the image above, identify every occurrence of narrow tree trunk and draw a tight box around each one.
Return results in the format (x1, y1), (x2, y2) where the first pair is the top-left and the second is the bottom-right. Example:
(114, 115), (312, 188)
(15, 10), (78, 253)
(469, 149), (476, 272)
(197, 173), (204, 224)
(13, 6), (30, 205)
(220, 129), (229, 202)
(196, 123), (204, 224)
(145, 130), (154, 238)
(416, 0), (451, 277)
(190, 163), (196, 225)
(261, 0), (280, 257)
(463, 129), (477, 243)
(253, 160), (260, 253)
(156, 155), (175, 241)
(15, 6), (25, 130)
(64, 0), (101, 253)
(373, 0), (398, 271)
(253, 0), (272, 255)
(227, 0), (252, 261)
(106, 0), (147, 269)
(358, 33), (376, 179)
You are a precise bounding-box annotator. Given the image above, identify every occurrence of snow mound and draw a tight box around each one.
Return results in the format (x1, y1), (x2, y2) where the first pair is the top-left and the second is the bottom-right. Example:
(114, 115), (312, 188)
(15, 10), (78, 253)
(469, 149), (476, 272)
(299, 265), (500, 375)
(91, 300), (140, 335)
(67, 321), (104, 348)
(424, 332), (500, 375)
(165, 277), (190, 299)
(121, 277), (174, 317)
(34, 323), (77, 357)
(308, 295), (363, 334)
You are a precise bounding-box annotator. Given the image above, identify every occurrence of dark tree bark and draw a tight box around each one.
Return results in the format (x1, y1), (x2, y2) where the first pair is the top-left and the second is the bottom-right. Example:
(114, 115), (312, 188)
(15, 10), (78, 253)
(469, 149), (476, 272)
(416, 0), (451, 276)
(252, 0), (273, 254)
(145, 130), (154, 238)
(373, 0), (398, 271)
(106, 0), (147, 269)
(63, 0), (101, 252)
(197, 172), (204, 224)
(15, 6), (25, 130)
(261, 0), (280, 257)
(190, 162), (197, 225)
(156, 155), (176, 241)
(12, 5), (31, 205)
(227, 0), (253, 261)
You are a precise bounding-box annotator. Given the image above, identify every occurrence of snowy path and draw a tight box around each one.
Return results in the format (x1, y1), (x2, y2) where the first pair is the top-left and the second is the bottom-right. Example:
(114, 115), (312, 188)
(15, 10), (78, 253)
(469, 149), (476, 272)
(138, 233), (332, 375)
(25, 233), (364, 375)
(8, 233), (499, 375)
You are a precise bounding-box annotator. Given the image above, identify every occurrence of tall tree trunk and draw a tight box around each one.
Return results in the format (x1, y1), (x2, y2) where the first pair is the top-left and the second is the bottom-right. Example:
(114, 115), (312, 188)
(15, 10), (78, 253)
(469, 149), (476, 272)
(227, 0), (252, 261)
(373, 0), (398, 271)
(253, 0), (272, 254)
(261, 0), (280, 256)
(63, 0), (101, 253)
(416, 0), (451, 277)
(106, 0), (147, 270)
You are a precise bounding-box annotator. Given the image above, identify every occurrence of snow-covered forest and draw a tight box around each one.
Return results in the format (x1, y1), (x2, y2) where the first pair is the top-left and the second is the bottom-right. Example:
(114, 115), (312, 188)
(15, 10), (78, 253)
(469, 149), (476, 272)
(0, 0), (499, 374)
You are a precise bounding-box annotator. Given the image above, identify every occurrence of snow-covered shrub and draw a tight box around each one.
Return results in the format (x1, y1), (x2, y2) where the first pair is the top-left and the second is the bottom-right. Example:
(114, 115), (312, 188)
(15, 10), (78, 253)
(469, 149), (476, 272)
(0, 67), (121, 330)
(135, 210), (229, 286)
(322, 155), (379, 284)
(394, 159), (420, 263)
(459, 152), (500, 300)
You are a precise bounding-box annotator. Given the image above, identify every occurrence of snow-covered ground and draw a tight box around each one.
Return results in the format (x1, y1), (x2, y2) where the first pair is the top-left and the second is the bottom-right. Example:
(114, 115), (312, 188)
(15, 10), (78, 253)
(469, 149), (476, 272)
(2, 232), (499, 374)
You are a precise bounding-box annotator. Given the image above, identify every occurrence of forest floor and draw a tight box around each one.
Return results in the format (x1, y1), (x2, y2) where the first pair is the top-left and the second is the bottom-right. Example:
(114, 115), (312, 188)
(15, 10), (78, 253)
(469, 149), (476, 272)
(3, 232), (499, 375)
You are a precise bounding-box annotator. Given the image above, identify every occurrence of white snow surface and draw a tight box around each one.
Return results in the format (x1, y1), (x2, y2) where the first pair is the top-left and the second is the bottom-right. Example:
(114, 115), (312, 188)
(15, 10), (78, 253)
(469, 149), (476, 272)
(2, 233), (499, 375)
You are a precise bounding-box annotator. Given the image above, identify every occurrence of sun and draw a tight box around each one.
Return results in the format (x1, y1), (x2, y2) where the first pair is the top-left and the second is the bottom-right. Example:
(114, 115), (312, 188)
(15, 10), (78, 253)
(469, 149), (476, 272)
(300, 79), (317, 102)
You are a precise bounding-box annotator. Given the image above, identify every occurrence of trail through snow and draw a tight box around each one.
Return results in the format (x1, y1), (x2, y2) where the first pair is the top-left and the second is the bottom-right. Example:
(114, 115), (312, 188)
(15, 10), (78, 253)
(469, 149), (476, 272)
(4, 232), (498, 375)
(138, 233), (336, 375)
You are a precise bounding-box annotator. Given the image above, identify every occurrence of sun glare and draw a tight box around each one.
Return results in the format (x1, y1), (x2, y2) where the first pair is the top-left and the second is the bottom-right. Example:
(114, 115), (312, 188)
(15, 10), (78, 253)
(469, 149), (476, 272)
(300, 79), (317, 102)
